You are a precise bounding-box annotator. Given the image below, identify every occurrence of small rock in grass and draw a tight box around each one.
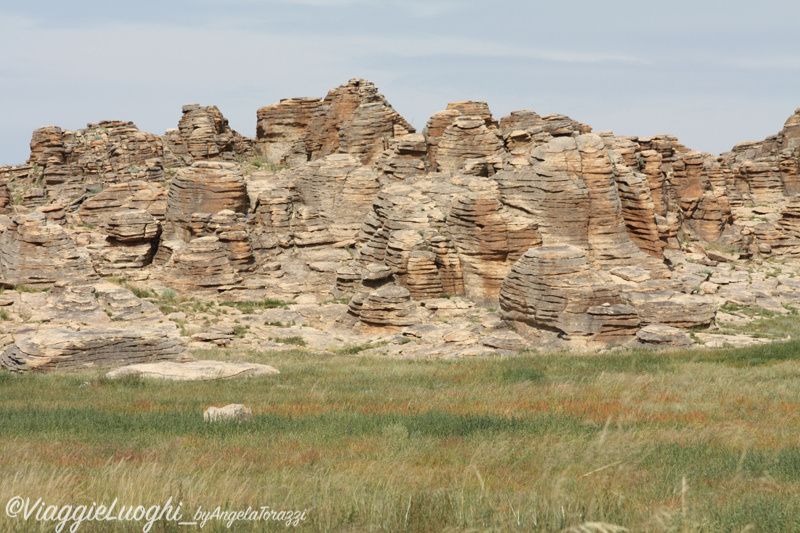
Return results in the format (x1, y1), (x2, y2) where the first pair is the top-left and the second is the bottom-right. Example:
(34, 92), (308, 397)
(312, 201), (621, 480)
(204, 404), (252, 422)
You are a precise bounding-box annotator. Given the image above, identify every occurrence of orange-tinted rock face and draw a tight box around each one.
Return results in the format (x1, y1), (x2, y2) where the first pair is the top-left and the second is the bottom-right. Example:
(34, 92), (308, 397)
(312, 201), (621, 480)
(165, 104), (253, 162)
(256, 97), (321, 165)
(256, 79), (414, 166)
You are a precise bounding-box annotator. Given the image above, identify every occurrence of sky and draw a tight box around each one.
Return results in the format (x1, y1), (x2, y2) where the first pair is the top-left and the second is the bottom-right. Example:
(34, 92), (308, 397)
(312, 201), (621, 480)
(1, 0), (799, 165)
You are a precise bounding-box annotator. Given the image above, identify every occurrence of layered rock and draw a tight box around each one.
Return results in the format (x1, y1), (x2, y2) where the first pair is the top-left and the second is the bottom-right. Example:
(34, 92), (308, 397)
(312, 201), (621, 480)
(187, 210), (255, 272)
(499, 245), (636, 344)
(104, 209), (161, 242)
(0, 180), (10, 213)
(28, 121), (172, 201)
(290, 154), (381, 245)
(374, 133), (428, 180)
(164, 104), (253, 162)
(611, 152), (664, 258)
(347, 264), (417, 328)
(0, 326), (191, 372)
(0, 212), (97, 288)
(93, 209), (161, 272)
(160, 236), (241, 292)
(495, 135), (669, 278)
(256, 97), (321, 165)
(257, 79), (414, 165)
(165, 162), (248, 241)
(445, 191), (541, 302)
(620, 287), (716, 329)
(78, 181), (167, 227)
(435, 116), (505, 176)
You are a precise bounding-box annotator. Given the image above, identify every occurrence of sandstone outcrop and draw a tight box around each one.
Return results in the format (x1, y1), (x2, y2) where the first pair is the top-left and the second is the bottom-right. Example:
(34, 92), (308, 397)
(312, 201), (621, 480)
(0, 180), (10, 214)
(257, 79), (413, 165)
(499, 245), (635, 344)
(0, 212), (98, 288)
(0, 326), (191, 372)
(164, 104), (254, 162)
(78, 181), (167, 227)
(256, 97), (321, 165)
(495, 135), (670, 278)
(165, 161), (248, 241)
(27, 121), (173, 202)
(160, 236), (241, 292)
(9, 78), (800, 359)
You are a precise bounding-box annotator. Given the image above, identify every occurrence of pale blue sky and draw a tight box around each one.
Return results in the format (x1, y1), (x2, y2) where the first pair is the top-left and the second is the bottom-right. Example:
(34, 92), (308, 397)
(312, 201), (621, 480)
(2, 0), (799, 165)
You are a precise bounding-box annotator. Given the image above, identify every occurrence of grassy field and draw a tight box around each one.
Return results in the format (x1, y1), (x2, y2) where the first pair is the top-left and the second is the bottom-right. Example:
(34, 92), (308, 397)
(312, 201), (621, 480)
(2, 338), (800, 532)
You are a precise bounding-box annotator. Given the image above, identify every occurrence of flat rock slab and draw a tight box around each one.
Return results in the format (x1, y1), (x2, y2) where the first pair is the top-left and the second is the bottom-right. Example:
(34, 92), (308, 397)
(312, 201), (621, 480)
(636, 324), (693, 347)
(106, 360), (279, 381)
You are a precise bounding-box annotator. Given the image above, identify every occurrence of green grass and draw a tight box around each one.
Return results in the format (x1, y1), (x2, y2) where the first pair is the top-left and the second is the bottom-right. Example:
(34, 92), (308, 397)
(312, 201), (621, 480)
(271, 336), (307, 347)
(11, 285), (49, 293)
(220, 298), (290, 314)
(3, 341), (800, 531)
(717, 305), (800, 339)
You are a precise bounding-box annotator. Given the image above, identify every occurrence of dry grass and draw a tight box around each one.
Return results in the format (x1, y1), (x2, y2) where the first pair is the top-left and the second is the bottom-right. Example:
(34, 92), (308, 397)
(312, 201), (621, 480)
(2, 342), (800, 531)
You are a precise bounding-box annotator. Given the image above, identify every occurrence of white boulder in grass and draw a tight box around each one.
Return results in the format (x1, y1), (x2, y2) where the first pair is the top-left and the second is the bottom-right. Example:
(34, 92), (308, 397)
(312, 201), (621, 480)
(204, 404), (253, 422)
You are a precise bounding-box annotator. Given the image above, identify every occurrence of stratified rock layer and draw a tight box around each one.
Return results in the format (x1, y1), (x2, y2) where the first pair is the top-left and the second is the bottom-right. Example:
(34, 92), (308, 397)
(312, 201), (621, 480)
(161, 236), (241, 291)
(0, 326), (192, 372)
(0, 212), (98, 288)
(166, 162), (248, 241)
(257, 79), (414, 165)
(499, 245), (627, 341)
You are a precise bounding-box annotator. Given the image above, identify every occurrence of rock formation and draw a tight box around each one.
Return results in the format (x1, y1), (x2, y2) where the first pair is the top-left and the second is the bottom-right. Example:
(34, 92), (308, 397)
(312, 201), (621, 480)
(499, 245), (636, 344)
(165, 161), (248, 242)
(256, 79), (414, 165)
(256, 97), (321, 165)
(160, 236), (241, 292)
(0, 326), (191, 372)
(78, 181), (168, 227)
(0, 212), (98, 288)
(0, 180), (10, 214)
(164, 104), (253, 163)
(9, 78), (800, 360)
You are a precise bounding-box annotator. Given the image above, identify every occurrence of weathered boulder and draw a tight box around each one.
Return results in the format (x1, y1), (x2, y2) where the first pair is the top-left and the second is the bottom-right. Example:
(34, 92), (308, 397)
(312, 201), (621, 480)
(165, 161), (248, 241)
(204, 404), (253, 422)
(0, 326), (192, 372)
(621, 288), (716, 329)
(636, 324), (694, 347)
(0, 212), (98, 289)
(108, 361), (279, 381)
(355, 284), (417, 328)
(160, 236), (241, 291)
(499, 245), (632, 343)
